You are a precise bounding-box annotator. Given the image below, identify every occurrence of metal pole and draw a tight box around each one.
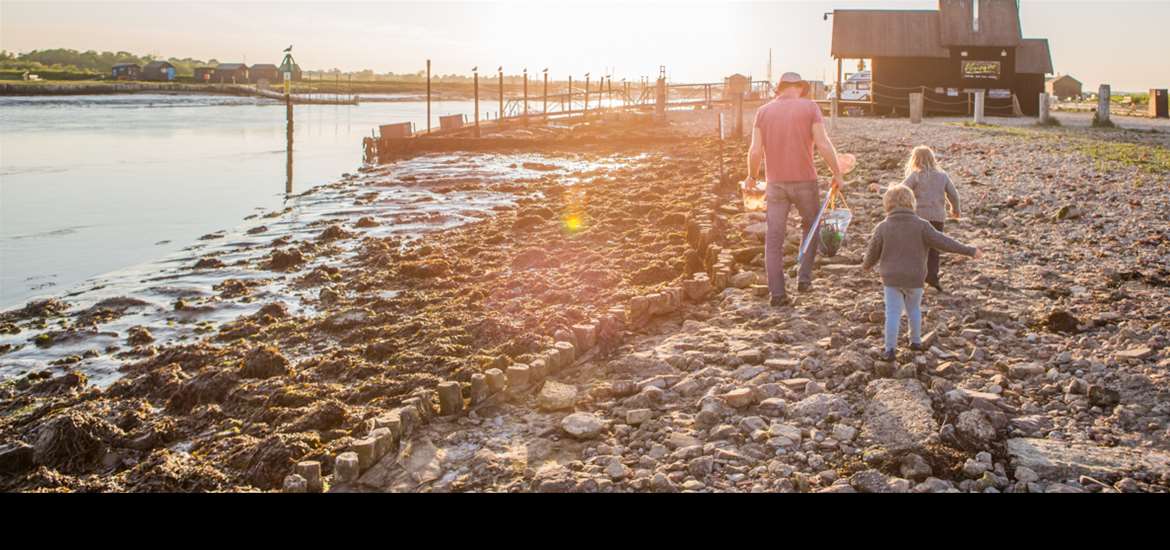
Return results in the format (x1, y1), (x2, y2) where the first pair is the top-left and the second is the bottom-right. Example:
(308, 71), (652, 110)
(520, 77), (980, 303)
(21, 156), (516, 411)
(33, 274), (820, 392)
(567, 75), (572, 114)
(497, 66), (504, 123)
(833, 57), (842, 131)
(426, 59), (431, 134)
(473, 68), (480, 138)
(286, 85), (293, 194)
(543, 69), (548, 120)
(523, 68), (528, 125)
(584, 73), (590, 117)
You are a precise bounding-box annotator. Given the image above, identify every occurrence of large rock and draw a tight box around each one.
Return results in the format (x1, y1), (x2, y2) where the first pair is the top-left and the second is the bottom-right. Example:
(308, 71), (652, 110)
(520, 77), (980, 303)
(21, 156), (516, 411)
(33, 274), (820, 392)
(791, 393), (850, 422)
(955, 409), (997, 450)
(849, 469), (911, 493)
(537, 381), (578, 411)
(861, 379), (936, 453)
(561, 413), (605, 439)
(1006, 438), (1170, 482)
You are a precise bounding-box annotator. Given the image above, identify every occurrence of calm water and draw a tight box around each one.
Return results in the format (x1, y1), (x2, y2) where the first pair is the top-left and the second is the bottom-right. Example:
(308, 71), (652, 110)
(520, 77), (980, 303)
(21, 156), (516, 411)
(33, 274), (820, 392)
(0, 93), (477, 309)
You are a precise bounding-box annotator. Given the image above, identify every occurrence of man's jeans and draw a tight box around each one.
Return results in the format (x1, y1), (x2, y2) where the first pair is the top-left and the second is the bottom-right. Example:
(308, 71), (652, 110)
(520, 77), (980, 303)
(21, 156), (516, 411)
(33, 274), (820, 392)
(884, 286), (924, 352)
(765, 181), (820, 298)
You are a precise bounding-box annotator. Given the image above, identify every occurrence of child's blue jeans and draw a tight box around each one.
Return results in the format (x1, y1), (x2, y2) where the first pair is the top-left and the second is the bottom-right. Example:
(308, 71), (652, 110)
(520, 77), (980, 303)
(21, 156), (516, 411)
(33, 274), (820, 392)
(884, 286), (924, 352)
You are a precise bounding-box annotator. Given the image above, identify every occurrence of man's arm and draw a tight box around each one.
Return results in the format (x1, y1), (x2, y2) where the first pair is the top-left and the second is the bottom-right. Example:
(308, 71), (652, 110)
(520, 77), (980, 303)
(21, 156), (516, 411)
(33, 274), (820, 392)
(811, 121), (844, 189)
(747, 126), (764, 185)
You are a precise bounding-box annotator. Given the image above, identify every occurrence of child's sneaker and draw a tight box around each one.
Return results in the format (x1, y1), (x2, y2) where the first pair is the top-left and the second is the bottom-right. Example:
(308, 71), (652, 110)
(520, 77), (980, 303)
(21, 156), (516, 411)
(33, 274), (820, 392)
(909, 342), (924, 352)
(879, 349), (896, 362)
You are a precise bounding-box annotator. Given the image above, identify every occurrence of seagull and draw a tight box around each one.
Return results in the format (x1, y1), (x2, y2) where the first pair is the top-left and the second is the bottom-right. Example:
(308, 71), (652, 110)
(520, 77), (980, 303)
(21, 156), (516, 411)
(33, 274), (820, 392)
(284, 45), (293, 53)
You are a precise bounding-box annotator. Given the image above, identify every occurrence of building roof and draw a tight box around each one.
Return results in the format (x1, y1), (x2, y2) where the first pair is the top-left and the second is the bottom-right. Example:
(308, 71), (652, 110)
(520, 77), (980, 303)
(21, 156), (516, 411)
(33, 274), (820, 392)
(144, 61), (174, 69)
(250, 64), (278, 70)
(1016, 38), (1053, 74)
(112, 63), (140, 69)
(216, 63), (248, 71)
(831, 10), (950, 59)
(938, 0), (1021, 47)
(1047, 74), (1080, 85)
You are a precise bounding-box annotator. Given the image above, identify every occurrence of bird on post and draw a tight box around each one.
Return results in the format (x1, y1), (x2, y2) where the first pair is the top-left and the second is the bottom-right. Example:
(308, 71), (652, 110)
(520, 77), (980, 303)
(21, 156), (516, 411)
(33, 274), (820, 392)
(284, 45), (293, 53)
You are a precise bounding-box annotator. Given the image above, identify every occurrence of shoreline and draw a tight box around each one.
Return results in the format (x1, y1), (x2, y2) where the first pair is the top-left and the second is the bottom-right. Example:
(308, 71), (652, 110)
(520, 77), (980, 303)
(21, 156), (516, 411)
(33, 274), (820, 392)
(1, 113), (1168, 492)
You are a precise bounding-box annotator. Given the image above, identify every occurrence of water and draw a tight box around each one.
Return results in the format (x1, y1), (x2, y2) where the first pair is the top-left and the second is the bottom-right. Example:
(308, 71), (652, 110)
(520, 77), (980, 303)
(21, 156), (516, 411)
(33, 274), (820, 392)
(0, 93), (477, 309)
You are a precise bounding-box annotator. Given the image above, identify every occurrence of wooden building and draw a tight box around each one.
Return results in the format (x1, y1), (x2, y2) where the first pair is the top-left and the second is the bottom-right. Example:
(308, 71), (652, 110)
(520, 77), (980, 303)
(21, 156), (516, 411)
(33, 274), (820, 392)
(830, 0), (1053, 117)
(1046, 74), (1082, 100)
(111, 63), (141, 80)
(214, 63), (249, 84)
(193, 67), (215, 83)
(142, 61), (176, 82)
(250, 63), (281, 84)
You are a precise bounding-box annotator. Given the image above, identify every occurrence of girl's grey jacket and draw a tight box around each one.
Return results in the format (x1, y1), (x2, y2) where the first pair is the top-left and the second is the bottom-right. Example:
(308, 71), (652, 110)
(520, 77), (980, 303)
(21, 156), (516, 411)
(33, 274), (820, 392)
(903, 169), (960, 222)
(862, 208), (977, 288)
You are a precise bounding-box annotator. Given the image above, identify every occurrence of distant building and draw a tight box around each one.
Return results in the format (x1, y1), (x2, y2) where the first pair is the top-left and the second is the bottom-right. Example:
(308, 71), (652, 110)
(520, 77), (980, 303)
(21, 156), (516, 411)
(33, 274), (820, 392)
(193, 67), (215, 83)
(1046, 74), (1082, 100)
(111, 63), (141, 80)
(142, 61), (176, 82)
(214, 63), (249, 84)
(278, 59), (303, 82)
(250, 64), (280, 84)
(830, 0), (1053, 116)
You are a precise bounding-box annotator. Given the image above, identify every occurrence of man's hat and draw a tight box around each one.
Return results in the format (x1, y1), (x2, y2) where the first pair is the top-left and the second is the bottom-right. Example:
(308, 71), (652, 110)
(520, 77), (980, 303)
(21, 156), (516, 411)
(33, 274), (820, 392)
(777, 72), (811, 97)
(779, 72), (804, 84)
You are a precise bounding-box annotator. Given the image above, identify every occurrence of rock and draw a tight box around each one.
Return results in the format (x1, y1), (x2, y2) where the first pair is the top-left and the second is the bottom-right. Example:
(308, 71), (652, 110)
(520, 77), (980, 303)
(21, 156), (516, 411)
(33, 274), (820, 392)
(1006, 438), (1170, 482)
(729, 271), (760, 289)
(900, 454), (933, 481)
(1088, 385), (1120, 408)
(1008, 362), (1044, 379)
(955, 409), (997, 450)
(913, 477), (956, 493)
(736, 349), (764, 365)
(768, 423), (802, 446)
(688, 456), (714, 477)
(333, 452), (360, 484)
(282, 474), (308, 493)
(758, 398), (787, 417)
(832, 424), (857, 443)
(1044, 309), (1081, 334)
(861, 379), (936, 452)
(651, 472), (677, 493)
(295, 461), (323, 493)
(126, 326), (155, 346)
(1115, 347), (1153, 361)
(605, 459), (629, 481)
(1014, 466), (1039, 483)
(963, 458), (991, 478)
(561, 413), (605, 439)
(626, 409), (653, 426)
(0, 441), (34, 475)
(849, 469), (909, 493)
(721, 388), (755, 408)
(538, 381), (578, 411)
(791, 393), (850, 422)
(240, 345), (291, 379)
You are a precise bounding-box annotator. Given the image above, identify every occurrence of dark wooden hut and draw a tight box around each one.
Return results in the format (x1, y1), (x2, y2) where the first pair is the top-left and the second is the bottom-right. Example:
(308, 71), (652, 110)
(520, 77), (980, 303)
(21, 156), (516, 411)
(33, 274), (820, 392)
(142, 61), (176, 82)
(278, 59), (303, 82)
(193, 67), (215, 83)
(214, 63), (249, 84)
(830, 0), (1053, 116)
(249, 64), (281, 84)
(1046, 74), (1083, 100)
(111, 63), (141, 80)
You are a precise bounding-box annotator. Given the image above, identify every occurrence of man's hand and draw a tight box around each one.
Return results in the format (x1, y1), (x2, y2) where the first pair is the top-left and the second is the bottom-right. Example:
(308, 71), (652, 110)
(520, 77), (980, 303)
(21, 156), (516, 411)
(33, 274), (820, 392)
(830, 174), (844, 191)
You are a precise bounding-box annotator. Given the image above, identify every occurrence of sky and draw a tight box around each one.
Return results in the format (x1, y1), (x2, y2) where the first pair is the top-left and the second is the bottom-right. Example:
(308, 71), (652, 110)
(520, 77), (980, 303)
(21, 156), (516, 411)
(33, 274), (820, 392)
(1, 0), (1167, 91)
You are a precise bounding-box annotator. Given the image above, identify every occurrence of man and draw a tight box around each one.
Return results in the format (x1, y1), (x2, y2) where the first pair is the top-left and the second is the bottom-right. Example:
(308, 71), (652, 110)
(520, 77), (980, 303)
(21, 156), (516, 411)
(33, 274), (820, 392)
(746, 72), (844, 307)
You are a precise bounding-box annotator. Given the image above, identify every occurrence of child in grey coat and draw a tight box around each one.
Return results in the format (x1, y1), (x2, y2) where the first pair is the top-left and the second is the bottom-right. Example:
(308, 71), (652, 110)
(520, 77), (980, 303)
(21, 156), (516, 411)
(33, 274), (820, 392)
(901, 145), (961, 292)
(862, 185), (979, 361)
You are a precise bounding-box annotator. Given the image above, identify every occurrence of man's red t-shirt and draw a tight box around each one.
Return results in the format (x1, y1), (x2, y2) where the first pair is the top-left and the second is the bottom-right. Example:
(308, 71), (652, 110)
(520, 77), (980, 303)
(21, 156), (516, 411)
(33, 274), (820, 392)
(753, 97), (823, 183)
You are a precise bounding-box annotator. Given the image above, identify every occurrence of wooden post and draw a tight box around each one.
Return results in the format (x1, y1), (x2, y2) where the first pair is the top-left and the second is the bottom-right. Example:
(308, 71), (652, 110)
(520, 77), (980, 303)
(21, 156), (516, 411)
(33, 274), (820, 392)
(523, 68), (529, 125)
(974, 90), (986, 124)
(426, 59), (431, 134)
(543, 70), (548, 120)
(497, 67), (504, 124)
(584, 73), (590, 117)
(734, 92), (744, 140)
(1096, 84), (1111, 125)
(655, 70), (666, 122)
(832, 57), (842, 131)
(909, 92), (923, 123)
(473, 69), (480, 138)
(1038, 93), (1050, 124)
(285, 91), (293, 194)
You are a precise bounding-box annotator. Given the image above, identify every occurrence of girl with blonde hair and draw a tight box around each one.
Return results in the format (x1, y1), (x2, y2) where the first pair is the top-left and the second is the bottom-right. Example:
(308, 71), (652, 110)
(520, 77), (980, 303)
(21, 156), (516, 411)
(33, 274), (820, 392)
(901, 145), (961, 292)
